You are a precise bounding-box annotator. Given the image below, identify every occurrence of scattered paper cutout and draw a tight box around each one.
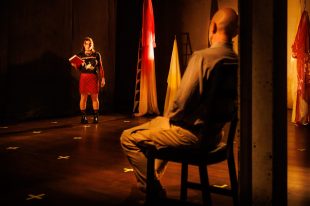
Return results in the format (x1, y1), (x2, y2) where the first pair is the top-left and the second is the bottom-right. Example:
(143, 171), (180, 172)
(6, 146), (19, 150)
(32, 131), (42, 134)
(57, 155), (70, 160)
(123, 168), (134, 173)
(26, 193), (46, 200)
(212, 184), (228, 188)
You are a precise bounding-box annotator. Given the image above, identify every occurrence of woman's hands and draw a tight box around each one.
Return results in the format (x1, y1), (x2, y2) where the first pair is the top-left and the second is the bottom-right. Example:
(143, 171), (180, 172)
(101, 78), (106, 88)
(71, 63), (77, 69)
(71, 61), (85, 69)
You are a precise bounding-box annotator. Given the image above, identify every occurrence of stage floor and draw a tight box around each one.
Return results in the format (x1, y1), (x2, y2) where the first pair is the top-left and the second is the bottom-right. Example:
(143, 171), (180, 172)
(0, 112), (309, 205)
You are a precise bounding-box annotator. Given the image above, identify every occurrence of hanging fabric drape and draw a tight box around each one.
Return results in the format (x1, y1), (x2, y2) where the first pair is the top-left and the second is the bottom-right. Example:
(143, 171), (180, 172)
(163, 36), (181, 117)
(135, 0), (159, 117)
(291, 10), (310, 125)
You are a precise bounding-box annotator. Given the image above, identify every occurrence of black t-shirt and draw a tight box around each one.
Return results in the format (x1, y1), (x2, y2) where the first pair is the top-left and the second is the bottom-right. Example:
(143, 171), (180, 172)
(78, 51), (102, 75)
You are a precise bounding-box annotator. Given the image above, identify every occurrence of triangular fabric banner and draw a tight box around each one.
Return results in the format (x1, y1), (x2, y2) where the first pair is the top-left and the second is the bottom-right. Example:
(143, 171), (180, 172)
(135, 0), (160, 117)
(163, 37), (181, 117)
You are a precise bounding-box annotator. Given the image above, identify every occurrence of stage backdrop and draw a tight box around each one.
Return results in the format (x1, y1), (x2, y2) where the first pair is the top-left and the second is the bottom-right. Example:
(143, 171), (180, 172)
(0, 0), (116, 123)
(0, 0), (237, 122)
(115, 0), (238, 114)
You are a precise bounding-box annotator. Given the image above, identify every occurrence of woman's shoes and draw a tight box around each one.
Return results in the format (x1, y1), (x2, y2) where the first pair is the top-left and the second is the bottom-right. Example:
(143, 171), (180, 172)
(80, 115), (88, 124)
(93, 115), (99, 124)
(80, 113), (99, 124)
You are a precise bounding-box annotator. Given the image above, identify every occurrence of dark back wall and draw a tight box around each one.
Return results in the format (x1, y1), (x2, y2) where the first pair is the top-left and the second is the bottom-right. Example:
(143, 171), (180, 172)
(0, 0), (116, 123)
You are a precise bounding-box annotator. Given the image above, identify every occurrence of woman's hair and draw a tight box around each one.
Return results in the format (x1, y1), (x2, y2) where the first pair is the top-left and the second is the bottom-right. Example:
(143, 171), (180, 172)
(81, 36), (95, 52)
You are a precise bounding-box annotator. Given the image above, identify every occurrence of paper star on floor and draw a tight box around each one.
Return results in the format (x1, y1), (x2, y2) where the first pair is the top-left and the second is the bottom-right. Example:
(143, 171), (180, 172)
(6, 146), (19, 150)
(57, 155), (70, 160)
(26, 193), (46, 200)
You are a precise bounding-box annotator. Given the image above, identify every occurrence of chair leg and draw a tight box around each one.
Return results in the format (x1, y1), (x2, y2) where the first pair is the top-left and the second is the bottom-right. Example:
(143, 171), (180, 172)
(146, 156), (156, 205)
(199, 164), (212, 206)
(228, 156), (238, 206)
(180, 162), (188, 201)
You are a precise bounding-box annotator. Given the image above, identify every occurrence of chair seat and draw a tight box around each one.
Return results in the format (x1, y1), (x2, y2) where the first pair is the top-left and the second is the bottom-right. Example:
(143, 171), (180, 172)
(144, 142), (228, 165)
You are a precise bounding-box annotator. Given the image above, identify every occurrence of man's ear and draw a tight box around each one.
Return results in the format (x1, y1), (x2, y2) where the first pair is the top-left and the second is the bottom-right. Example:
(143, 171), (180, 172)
(234, 25), (239, 37)
(211, 22), (217, 34)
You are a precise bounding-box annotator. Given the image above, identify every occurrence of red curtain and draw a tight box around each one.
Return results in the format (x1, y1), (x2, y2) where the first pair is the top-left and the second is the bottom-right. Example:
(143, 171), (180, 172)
(291, 10), (310, 125)
(135, 0), (160, 116)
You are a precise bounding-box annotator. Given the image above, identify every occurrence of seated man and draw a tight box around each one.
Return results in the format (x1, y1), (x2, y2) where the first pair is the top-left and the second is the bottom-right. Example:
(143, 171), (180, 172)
(120, 7), (238, 197)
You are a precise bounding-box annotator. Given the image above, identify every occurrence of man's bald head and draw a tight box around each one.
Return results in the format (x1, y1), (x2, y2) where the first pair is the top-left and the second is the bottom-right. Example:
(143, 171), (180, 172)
(209, 8), (238, 45)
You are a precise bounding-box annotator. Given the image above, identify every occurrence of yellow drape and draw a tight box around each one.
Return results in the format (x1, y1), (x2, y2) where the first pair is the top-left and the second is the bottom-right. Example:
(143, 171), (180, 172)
(163, 37), (181, 117)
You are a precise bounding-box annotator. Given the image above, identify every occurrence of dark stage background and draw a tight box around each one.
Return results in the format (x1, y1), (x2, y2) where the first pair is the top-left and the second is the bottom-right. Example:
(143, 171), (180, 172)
(0, 0), (116, 123)
(0, 0), (220, 123)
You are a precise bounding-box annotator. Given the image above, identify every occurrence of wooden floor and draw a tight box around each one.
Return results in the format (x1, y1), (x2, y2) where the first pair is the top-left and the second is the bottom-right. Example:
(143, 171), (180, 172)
(0, 110), (309, 206)
(287, 110), (310, 206)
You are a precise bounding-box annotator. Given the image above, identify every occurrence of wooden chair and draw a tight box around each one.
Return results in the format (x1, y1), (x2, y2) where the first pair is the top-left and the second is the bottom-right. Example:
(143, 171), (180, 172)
(143, 113), (238, 206)
(142, 61), (239, 205)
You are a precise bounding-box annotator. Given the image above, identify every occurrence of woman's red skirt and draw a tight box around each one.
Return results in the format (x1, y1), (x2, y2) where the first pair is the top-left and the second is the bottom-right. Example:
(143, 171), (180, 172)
(79, 73), (99, 94)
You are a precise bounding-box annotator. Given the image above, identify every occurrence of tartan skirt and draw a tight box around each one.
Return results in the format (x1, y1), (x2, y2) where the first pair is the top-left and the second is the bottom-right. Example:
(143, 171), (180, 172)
(79, 73), (99, 94)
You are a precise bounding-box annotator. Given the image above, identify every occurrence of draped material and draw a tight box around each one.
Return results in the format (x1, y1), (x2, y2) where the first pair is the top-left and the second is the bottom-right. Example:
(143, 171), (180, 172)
(291, 10), (310, 125)
(135, 0), (159, 116)
(163, 37), (181, 117)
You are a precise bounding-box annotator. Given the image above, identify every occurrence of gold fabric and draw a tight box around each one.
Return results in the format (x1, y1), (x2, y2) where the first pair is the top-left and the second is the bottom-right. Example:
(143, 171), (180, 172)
(164, 37), (181, 117)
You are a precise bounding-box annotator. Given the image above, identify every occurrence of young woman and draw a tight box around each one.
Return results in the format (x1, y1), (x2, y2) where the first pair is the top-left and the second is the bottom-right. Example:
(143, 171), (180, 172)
(71, 37), (105, 123)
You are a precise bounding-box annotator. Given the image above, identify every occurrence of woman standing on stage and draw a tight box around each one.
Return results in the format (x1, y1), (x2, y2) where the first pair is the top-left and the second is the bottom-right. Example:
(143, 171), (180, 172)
(71, 36), (105, 124)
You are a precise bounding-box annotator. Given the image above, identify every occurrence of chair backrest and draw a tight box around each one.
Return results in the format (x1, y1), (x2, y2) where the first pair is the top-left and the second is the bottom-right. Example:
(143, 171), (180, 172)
(203, 59), (238, 123)
(225, 110), (238, 156)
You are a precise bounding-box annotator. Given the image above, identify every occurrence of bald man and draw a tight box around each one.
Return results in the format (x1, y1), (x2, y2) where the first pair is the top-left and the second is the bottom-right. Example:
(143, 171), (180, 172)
(120, 7), (238, 199)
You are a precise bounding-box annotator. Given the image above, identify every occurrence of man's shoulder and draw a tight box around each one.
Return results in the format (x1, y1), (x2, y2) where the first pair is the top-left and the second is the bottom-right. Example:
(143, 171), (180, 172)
(193, 47), (211, 55)
(191, 47), (221, 61)
(189, 48), (211, 61)
(199, 45), (237, 57)
(193, 47), (222, 57)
